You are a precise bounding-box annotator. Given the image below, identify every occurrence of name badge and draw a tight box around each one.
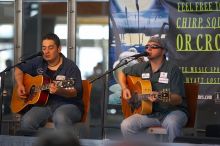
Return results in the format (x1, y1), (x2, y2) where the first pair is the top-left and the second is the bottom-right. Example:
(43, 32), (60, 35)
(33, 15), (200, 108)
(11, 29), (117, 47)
(142, 73), (150, 79)
(158, 77), (169, 84)
(56, 75), (66, 80)
(160, 72), (168, 78)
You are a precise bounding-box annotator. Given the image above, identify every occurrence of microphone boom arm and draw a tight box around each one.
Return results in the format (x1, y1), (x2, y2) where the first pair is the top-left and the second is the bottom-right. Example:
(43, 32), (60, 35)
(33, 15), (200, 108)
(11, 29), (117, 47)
(20, 51), (43, 62)
(89, 57), (138, 83)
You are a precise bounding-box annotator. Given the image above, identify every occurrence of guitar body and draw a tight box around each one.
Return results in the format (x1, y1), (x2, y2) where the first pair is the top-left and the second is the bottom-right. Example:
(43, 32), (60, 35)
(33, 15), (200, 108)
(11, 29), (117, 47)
(121, 75), (153, 118)
(10, 73), (50, 113)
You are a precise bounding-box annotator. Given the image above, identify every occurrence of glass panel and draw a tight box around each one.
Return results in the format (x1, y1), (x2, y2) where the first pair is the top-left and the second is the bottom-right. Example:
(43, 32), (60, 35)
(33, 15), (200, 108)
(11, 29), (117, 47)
(23, 1), (67, 57)
(76, 1), (109, 139)
(0, 1), (15, 135)
(0, 2), (14, 71)
(79, 46), (103, 79)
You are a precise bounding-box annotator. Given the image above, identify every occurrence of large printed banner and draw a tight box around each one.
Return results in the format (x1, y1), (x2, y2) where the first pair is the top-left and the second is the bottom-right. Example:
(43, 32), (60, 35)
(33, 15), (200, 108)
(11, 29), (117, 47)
(109, 0), (220, 129)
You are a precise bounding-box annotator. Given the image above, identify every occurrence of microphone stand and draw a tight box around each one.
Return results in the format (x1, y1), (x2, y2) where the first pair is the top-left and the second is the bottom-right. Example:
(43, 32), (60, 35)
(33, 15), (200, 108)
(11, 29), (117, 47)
(0, 55), (40, 134)
(89, 57), (138, 139)
(0, 62), (23, 134)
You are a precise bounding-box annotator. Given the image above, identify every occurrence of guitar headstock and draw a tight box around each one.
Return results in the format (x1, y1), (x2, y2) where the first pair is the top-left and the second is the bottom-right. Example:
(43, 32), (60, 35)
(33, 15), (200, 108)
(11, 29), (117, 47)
(158, 89), (170, 103)
(56, 78), (75, 89)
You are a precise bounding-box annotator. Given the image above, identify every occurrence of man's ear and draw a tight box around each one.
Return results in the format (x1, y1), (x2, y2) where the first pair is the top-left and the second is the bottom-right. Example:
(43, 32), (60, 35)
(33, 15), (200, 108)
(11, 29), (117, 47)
(58, 47), (61, 53)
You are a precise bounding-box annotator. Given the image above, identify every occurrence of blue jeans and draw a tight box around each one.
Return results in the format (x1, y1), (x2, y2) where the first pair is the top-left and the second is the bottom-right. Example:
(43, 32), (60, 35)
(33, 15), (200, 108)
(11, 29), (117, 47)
(121, 110), (188, 142)
(20, 104), (82, 130)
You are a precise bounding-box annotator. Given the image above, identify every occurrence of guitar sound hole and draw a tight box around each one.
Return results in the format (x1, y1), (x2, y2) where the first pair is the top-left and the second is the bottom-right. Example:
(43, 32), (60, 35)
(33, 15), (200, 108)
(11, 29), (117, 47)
(29, 85), (36, 99)
(129, 92), (141, 110)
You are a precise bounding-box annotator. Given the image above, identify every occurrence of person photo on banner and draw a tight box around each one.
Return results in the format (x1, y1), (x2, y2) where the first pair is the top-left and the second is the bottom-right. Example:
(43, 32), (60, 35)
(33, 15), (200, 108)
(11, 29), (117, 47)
(118, 35), (188, 142)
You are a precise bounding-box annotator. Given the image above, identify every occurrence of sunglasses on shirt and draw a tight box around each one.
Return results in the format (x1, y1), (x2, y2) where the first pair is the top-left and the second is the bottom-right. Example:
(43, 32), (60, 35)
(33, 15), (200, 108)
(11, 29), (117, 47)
(145, 45), (163, 49)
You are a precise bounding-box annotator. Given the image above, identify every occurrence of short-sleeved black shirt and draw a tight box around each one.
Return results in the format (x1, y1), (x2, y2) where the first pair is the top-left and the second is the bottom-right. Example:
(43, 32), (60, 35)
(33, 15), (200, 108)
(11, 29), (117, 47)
(123, 59), (188, 120)
(17, 54), (83, 113)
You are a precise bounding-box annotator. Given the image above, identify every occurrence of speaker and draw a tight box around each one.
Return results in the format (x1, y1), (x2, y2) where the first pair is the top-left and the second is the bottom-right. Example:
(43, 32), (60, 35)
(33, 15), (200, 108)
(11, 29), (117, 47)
(15, 129), (38, 136)
(174, 136), (220, 144)
(206, 124), (220, 137)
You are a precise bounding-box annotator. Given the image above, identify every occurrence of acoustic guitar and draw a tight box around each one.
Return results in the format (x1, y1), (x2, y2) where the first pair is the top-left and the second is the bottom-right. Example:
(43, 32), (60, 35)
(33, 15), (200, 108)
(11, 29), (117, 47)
(10, 73), (74, 113)
(121, 75), (169, 118)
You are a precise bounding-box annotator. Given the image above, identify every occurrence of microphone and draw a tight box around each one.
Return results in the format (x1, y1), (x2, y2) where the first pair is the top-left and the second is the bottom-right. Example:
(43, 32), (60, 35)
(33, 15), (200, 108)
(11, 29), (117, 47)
(117, 52), (149, 67)
(127, 52), (149, 59)
(20, 51), (43, 62)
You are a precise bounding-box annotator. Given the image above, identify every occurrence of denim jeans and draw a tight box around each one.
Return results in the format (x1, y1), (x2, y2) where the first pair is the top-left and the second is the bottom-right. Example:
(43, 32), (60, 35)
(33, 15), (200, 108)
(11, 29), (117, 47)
(121, 110), (188, 142)
(20, 104), (82, 130)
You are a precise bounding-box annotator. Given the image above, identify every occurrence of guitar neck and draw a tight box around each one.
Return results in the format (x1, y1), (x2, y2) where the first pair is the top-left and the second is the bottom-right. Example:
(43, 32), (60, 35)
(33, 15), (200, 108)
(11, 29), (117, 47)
(33, 83), (50, 93)
(138, 94), (150, 100)
(35, 79), (74, 93)
(138, 91), (170, 102)
(39, 84), (50, 91)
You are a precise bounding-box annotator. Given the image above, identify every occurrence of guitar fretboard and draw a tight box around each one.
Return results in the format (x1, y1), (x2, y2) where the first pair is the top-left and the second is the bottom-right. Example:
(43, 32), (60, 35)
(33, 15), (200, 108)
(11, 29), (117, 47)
(34, 84), (50, 92)
(33, 80), (74, 93)
(136, 90), (170, 102)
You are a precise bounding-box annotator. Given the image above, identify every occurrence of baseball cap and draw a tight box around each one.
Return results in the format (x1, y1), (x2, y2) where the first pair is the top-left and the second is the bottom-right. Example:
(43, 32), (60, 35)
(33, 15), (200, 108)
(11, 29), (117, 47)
(147, 35), (166, 50)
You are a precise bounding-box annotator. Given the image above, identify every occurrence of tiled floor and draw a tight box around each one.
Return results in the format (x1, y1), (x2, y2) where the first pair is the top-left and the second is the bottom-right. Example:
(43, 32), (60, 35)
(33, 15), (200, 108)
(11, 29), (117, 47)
(1, 135), (220, 146)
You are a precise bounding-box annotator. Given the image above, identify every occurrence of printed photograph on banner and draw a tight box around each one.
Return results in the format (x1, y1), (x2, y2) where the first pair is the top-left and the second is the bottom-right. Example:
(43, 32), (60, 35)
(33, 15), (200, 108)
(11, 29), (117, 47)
(109, 0), (168, 105)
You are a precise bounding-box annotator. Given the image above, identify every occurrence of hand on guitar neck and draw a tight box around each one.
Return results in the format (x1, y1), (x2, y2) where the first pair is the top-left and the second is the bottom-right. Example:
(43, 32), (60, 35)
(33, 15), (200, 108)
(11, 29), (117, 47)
(49, 82), (58, 94)
(148, 91), (160, 102)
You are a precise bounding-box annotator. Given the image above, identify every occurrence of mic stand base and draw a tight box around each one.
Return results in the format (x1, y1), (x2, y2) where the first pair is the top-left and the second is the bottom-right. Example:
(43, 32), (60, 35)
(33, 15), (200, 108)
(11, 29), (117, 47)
(89, 57), (137, 139)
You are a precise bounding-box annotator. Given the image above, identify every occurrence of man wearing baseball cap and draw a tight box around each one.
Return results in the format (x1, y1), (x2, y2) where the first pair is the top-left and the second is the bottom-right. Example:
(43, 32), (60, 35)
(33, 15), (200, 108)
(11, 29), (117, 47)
(118, 35), (188, 142)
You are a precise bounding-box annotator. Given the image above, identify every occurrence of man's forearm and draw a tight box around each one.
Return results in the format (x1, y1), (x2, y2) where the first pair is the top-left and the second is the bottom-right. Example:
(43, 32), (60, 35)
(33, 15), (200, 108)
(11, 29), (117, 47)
(169, 93), (183, 105)
(56, 87), (77, 98)
(118, 71), (127, 90)
(14, 67), (24, 86)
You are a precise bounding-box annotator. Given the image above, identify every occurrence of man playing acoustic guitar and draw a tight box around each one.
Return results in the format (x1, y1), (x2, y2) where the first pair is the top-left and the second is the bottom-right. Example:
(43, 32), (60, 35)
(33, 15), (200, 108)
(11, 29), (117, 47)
(118, 35), (188, 142)
(13, 33), (83, 132)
